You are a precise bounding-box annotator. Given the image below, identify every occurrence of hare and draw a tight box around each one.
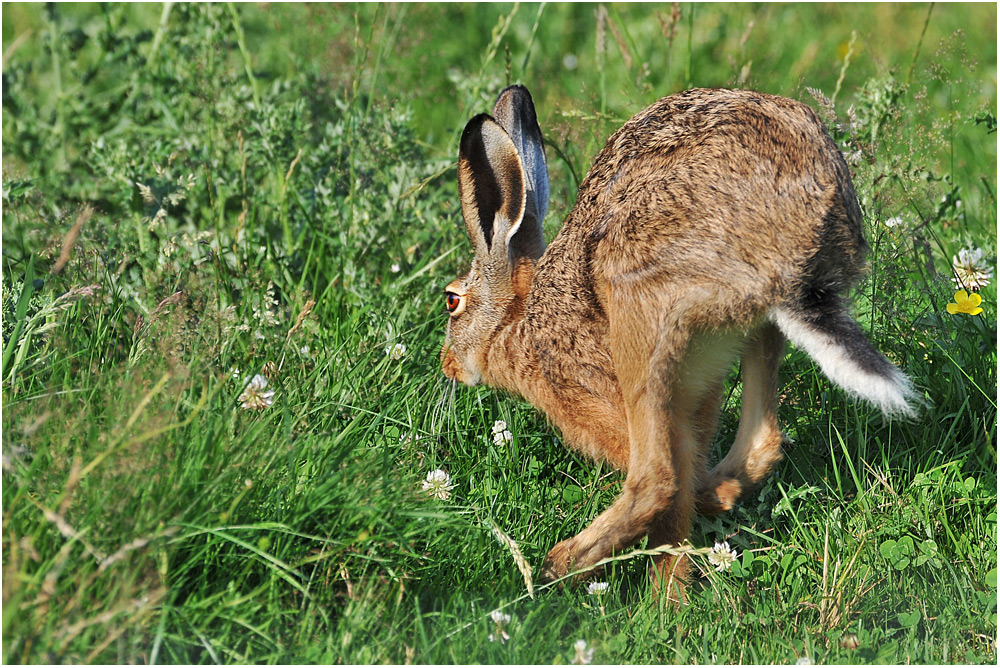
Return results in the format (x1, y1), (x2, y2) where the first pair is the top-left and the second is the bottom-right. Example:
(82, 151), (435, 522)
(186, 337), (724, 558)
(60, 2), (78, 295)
(440, 85), (918, 598)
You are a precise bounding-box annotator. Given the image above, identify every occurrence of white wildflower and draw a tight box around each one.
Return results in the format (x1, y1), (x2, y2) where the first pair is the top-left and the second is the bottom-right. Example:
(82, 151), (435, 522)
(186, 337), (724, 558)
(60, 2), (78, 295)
(952, 246), (993, 291)
(390, 263), (401, 273)
(572, 639), (595, 665)
(491, 420), (513, 446)
(492, 429), (513, 446)
(587, 581), (609, 596)
(238, 374), (275, 410)
(884, 216), (905, 228)
(490, 609), (511, 625)
(399, 432), (422, 446)
(708, 540), (739, 572)
(421, 469), (456, 501)
(488, 609), (512, 643)
(299, 345), (310, 356)
(386, 342), (407, 360)
(795, 656), (813, 665)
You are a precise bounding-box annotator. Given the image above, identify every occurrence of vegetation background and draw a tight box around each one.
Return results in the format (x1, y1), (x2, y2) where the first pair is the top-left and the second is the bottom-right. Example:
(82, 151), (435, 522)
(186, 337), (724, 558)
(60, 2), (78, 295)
(2, 2), (996, 664)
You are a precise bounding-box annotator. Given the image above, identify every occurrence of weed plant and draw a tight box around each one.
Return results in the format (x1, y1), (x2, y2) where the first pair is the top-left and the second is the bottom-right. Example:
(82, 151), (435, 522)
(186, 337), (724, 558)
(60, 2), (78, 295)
(2, 3), (996, 664)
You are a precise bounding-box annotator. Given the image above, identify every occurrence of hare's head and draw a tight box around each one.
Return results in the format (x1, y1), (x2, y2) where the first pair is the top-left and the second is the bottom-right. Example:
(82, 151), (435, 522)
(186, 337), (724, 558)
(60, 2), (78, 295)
(441, 86), (549, 385)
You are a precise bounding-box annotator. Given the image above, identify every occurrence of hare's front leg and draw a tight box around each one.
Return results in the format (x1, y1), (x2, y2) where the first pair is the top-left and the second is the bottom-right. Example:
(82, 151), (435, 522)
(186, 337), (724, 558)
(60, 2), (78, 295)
(540, 310), (702, 590)
(539, 393), (699, 588)
(697, 322), (786, 514)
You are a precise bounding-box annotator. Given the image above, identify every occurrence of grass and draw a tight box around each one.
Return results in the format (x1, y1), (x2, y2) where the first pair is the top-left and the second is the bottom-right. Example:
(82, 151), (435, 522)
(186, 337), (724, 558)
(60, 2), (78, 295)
(2, 2), (997, 664)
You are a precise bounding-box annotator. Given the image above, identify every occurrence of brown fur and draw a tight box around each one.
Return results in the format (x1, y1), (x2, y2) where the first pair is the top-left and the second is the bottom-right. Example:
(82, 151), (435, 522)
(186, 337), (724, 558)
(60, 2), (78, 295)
(440, 87), (897, 594)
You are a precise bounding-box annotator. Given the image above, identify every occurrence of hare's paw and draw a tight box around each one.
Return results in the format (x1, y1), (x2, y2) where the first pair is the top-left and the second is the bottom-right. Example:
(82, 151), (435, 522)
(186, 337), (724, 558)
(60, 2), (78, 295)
(540, 537), (610, 586)
(695, 476), (743, 515)
(539, 538), (576, 584)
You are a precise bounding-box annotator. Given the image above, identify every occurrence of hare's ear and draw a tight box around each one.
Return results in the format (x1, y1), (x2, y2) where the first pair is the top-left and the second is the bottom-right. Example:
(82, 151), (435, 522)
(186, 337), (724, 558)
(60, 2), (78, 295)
(492, 85), (549, 260)
(457, 114), (526, 262)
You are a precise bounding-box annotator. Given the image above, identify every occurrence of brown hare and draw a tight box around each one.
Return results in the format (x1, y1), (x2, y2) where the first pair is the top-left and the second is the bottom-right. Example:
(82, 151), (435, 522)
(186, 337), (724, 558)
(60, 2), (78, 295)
(440, 85), (918, 598)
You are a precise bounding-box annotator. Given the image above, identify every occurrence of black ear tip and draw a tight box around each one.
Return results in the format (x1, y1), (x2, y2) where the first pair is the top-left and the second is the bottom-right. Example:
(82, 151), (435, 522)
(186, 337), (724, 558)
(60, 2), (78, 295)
(499, 84), (531, 96)
(495, 85), (535, 108)
(461, 113), (493, 141)
(460, 114), (501, 157)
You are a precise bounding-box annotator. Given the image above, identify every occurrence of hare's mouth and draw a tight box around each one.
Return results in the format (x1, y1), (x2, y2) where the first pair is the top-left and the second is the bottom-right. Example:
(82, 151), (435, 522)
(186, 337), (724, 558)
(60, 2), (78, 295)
(440, 347), (463, 382)
(441, 347), (481, 386)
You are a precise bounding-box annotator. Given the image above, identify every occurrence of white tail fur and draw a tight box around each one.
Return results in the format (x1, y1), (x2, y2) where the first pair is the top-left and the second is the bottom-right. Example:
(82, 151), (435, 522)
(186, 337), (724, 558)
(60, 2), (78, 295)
(770, 306), (920, 419)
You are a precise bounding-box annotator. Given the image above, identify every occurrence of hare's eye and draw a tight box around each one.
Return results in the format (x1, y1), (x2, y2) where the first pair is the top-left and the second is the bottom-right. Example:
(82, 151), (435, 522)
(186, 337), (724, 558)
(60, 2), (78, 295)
(445, 292), (465, 315)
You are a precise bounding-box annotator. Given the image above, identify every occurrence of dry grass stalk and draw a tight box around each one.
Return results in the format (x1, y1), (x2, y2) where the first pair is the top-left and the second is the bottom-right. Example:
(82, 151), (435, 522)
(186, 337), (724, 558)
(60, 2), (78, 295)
(2, 30), (31, 66)
(658, 3), (682, 46)
(807, 87), (838, 126)
(286, 299), (315, 340)
(595, 5), (607, 59)
(489, 522), (534, 598)
(285, 147), (303, 183)
(604, 9), (632, 70)
(97, 527), (179, 573)
(36, 503), (106, 562)
(52, 206), (94, 274)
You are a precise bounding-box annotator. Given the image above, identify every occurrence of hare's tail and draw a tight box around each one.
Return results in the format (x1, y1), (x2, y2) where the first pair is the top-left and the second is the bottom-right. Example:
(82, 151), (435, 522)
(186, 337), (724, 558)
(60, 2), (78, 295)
(770, 302), (920, 420)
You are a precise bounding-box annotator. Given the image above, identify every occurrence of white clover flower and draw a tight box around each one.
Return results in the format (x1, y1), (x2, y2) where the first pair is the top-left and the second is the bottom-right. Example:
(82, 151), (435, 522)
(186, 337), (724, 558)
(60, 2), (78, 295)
(708, 540), (739, 572)
(492, 430), (513, 446)
(490, 610), (511, 625)
(421, 469), (456, 500)
(952, 247), (993, 291)
(572, 639), (595, 665)
(884, 216), (905, 228)
(299, 345), (310, 356)
(386, 343), (407, 360)
(587, 581), (609, 596)
(238, 374), (275, 410)
(488, 609), (512, 643)
(399, 432), (423, 446)
(795, 656), (813, 665)
(390, 263), (401, 273)
(490, 420), (513, 446)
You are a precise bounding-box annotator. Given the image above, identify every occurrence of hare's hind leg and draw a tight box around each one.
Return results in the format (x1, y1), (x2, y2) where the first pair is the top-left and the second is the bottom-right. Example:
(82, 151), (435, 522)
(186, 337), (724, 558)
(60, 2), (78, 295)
(697, 322), (786, 515)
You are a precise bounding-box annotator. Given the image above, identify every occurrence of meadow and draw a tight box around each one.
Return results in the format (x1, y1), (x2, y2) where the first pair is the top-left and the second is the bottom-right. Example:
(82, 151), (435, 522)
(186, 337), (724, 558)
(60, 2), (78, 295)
(1, 3), (997, 664)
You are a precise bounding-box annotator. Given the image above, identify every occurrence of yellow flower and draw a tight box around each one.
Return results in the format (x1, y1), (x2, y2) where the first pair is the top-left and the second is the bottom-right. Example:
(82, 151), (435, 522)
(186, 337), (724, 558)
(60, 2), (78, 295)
(946, 290), (983, 316)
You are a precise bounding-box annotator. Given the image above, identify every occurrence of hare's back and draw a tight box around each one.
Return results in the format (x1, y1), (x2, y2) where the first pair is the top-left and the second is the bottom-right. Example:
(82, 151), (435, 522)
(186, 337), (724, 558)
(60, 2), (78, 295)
(576, 89), (867, 318)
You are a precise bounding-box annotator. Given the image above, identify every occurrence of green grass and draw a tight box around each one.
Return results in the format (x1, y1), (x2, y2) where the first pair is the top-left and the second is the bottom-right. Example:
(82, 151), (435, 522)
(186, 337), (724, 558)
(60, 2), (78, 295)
(2, 2), (996, 664)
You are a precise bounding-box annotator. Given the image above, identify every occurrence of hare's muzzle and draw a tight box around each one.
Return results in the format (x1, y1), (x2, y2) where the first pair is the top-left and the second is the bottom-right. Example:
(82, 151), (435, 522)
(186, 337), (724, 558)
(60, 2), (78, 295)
(440, 343), (481, 386)
(440, 344), (462, 382)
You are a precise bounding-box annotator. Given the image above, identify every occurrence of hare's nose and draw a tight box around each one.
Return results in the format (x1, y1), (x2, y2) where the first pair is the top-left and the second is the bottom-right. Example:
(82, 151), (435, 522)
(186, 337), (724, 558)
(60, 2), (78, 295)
(441, 349), (461, 381)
